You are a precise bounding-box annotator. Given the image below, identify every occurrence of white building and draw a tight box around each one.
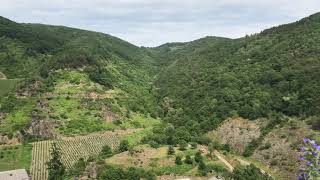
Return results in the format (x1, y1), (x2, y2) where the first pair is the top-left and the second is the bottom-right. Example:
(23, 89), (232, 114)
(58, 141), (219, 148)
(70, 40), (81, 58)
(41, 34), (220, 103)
(0, 169), (30, 180)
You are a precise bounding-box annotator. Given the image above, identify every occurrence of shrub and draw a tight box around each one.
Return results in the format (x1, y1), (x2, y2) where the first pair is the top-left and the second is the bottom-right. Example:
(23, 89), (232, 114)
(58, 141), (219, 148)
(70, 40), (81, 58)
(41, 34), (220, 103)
(167, 146), (175, 155)
(119, 140), (129, 152)
(197, 160), (207, 176)
(190, 142), (197, 149)
(184, 155), (193, 164)
(178, 140), (187, 151)
(175, 156), (182, 165)
(194, 151), (203, 163)
(100, 145), (112, 158)
(232, 164), (271, 180)
(206, 163), (229, 174)
(149, 141), (160, 149)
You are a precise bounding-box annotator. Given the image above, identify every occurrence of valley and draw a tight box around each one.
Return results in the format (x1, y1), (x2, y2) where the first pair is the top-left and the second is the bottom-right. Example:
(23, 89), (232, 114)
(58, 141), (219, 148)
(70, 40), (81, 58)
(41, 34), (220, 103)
(0, 12), (320, 180)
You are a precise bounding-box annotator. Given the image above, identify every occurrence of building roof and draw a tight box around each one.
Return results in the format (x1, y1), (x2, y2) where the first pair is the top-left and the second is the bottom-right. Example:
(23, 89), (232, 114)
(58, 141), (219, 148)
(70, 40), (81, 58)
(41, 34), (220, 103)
(0, 169), (29, 180)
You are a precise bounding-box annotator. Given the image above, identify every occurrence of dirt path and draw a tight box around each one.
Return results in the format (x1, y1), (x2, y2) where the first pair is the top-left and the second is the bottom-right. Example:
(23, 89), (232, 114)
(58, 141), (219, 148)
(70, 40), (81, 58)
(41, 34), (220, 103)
(213, 150), (234, 172)
(42, 92), (114, 99)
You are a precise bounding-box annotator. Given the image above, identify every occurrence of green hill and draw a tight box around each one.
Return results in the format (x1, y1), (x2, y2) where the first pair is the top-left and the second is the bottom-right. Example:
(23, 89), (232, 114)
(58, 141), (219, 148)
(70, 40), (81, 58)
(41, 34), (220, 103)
(151, 13), (320, 136)
(0, 13), (320, 179)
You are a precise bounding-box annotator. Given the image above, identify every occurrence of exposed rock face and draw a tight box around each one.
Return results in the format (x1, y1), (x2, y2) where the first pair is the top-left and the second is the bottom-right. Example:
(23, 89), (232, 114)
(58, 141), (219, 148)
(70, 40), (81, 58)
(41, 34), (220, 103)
(25, 99), (58, 139)
(101, 105), (118, 123)
(26, 119), (57, 139)
(208, 117), (266, 154)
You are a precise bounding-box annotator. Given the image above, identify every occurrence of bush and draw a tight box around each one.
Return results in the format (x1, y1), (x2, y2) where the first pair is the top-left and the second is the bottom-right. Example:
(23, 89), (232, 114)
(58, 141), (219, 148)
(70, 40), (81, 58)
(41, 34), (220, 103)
(195, 136), (211, 145)
(100, 145), (112, 158)
(259, 142), (271, 150)
(175, 156), (182, 165)
(232, 164), (271, 180)
(206, 163), (229, 174)
(197, 160), (207, 176)
(167, 146), (175, 155)
(184, 155), (193, 164)
(149, 141), (160, 149)
(68, 158), (86, 176)
(194, 151), (203, 163)
(307, 116), (320, 131)
(178, 140), (187, 151)
(190, 142), (197, 149)
(119, 140), (129, 152)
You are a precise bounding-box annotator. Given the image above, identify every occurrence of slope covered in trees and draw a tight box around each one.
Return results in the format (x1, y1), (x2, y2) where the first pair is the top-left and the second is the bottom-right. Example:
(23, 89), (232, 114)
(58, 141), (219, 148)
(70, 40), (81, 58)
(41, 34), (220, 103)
(151, 12), (320, 138)
(0, 12), (320, 179)
(1, 13), (320, 141)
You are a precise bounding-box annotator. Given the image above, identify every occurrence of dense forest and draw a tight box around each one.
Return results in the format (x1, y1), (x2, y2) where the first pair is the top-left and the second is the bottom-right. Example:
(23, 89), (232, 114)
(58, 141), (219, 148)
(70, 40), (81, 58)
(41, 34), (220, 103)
(147, 13), (320, 142)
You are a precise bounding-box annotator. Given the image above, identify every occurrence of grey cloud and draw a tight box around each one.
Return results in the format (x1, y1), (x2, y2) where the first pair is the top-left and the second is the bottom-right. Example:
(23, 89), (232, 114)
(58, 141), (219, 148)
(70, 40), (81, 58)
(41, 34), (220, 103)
(0, 0), (320, 46)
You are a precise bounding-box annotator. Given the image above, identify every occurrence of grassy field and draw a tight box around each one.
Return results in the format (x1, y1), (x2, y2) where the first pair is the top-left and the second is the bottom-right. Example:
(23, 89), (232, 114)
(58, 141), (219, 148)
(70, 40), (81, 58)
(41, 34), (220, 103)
(106, 144), (229, 177)
(0, 79), (20, 96)
(52, 70), (105, 94)
(0, 144), (32, 172)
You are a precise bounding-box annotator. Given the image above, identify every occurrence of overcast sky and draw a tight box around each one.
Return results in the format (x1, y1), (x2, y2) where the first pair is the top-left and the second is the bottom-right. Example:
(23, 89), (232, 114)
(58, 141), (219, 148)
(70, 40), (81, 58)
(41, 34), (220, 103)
(1, 0), (320, 47)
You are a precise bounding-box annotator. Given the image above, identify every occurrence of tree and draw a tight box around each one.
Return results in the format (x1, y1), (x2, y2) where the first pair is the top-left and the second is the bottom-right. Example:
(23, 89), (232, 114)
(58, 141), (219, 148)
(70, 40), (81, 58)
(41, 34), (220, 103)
(194, 151), (203, 163)
(175, 156), (182, 165)
(232, 164), (272, 180)
(99, 165), (126, 180)
(178, 140), (187, 151)
(198, 160), (207, 176)
(69, 158), (86, 176)
(184, 155), (193, 164)
(190, 142), (197, 149)
(100, 145), (112, 157)
(119, 140), (129, 152)
(47, 142), (65, 180)
(167, 145), (175, 155)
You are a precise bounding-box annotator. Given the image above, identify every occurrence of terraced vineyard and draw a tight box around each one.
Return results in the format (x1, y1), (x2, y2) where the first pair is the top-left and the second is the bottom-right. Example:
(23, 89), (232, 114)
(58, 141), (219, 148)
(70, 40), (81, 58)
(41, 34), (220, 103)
(30, 141), (52, 180)
(30, 133), (120, 180)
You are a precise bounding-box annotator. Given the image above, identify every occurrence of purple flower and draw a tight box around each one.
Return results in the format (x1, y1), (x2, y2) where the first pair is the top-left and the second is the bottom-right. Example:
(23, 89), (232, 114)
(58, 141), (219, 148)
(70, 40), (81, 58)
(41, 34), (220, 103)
(312, 152), (318, 157)
(300, 147), (306, 152)
(316, 145), (320, 151)
(306, 161), (313, 167)
(312, 143), (319, 149)
(299, 156), (305, 161)
(303, 138), (310, 143)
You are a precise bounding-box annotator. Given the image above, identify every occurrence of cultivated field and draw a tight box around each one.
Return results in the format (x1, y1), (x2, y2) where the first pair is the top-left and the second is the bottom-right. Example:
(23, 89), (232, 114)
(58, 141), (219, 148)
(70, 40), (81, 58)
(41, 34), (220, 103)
(30, 133), (120, 180)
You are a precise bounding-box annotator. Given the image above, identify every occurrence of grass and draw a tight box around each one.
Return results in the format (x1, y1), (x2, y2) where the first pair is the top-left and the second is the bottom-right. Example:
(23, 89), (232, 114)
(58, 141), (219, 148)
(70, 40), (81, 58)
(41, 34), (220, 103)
(227, 153), (281, 179)
(0, 79), (20, 96)
(0, 144), (32, 172)
(121, 113), (161, 129)
(0, 99), (35, 135)
(48, 97), (116, 135)
(52, 70), (104, 94)
(155, 164), (194, 175)
(121, 128), (153, 146)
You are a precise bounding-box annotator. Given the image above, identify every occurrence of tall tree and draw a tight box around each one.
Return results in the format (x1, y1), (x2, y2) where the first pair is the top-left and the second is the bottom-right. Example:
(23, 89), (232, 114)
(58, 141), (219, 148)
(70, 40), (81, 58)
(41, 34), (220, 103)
(47, 142), (65, 180)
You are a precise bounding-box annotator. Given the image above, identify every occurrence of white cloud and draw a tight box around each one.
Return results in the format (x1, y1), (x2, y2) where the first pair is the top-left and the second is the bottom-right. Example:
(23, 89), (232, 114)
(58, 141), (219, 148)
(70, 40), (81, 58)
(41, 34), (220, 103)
(0, 0), (320, 46)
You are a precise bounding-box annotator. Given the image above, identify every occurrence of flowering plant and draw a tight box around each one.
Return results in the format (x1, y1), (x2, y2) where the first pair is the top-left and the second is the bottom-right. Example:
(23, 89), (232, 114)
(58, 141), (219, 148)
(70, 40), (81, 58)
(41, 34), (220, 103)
(298, 138), (320, 180)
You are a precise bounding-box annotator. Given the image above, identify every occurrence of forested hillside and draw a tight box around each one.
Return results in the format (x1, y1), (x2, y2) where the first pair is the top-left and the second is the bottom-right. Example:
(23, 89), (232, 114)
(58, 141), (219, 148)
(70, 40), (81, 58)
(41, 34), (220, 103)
(0, 15), (159, 116)
(0, 12), (320, 180)
(151, 12), (320, 138)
